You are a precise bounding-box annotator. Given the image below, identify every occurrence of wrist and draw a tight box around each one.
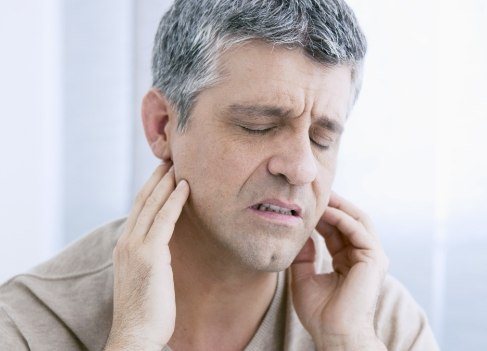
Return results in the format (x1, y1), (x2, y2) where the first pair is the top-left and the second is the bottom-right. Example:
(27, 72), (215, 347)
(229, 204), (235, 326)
(105, 333), (165, 351)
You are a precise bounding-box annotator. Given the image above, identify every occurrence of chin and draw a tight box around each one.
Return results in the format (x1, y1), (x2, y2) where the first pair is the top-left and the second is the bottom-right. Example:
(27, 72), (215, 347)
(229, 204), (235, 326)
(233, 237), (303, 273)
(255, 258), (294, 273)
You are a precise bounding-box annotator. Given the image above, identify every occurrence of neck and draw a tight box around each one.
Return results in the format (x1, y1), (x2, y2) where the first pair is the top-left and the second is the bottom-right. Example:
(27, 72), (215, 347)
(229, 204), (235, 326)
(167, 215), (278, 350)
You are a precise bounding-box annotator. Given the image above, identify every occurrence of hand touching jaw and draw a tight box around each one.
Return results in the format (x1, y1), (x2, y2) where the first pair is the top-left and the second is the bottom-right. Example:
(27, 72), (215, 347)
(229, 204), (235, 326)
(106, 163), (190, 351)
(291, 192), (389, 351)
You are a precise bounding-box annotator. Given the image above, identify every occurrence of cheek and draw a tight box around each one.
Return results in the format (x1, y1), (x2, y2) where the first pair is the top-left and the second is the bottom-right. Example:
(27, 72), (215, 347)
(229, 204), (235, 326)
(312, 164), (336, 220)
(172, 131), (252, 198)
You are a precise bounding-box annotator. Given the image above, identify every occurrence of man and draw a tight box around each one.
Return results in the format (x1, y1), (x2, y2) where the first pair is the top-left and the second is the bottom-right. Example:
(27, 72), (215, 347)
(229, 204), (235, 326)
(0, 0), (439, 350)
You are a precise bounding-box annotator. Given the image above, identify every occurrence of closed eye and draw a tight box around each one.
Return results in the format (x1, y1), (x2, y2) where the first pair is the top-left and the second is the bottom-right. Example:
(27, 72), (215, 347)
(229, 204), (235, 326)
(239, 125), (276, 134)
(311, 139), (330, 150)
(240, 125), (333, 150)
(310, 126), (334, 151)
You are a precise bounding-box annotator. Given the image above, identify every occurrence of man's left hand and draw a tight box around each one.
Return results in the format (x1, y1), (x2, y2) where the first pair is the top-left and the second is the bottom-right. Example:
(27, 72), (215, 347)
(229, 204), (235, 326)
(291, 192), (389, 351)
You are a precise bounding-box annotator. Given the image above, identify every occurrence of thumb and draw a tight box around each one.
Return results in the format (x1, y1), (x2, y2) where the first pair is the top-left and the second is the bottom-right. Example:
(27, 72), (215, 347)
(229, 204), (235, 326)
(290, 237), (316, 283)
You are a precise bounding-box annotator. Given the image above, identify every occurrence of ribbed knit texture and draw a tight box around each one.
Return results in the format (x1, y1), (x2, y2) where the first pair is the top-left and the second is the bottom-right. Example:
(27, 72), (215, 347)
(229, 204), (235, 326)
(0, 217), (439, 350)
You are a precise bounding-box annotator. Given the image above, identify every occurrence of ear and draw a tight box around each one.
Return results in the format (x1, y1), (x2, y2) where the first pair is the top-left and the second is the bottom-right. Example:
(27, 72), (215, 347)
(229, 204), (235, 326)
(141, 88), (176, 161)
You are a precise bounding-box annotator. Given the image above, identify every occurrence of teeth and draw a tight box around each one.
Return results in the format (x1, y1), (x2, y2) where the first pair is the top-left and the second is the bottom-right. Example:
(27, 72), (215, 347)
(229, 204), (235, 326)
(257, 203), (293, 215)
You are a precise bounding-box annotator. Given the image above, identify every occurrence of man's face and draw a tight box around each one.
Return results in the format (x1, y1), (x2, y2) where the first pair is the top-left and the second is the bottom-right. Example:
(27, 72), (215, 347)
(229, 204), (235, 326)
(170, 41), (352, 272)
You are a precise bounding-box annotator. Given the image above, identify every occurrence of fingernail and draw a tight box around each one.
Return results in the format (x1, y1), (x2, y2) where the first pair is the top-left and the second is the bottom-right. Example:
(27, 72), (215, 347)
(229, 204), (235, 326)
(177, 179), (188, 189)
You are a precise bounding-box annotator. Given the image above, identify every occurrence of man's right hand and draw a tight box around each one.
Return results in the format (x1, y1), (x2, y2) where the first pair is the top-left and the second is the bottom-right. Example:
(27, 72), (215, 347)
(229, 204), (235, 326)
(104, 163), (190, 351)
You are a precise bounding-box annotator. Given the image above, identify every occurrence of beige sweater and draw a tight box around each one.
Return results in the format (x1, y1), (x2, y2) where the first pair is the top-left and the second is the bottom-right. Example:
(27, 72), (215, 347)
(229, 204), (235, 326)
(0, 218), (439, 350)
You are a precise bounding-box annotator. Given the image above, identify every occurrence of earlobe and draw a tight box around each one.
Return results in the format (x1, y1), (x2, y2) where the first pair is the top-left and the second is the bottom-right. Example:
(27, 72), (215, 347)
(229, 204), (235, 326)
(141, 88), (174, 162)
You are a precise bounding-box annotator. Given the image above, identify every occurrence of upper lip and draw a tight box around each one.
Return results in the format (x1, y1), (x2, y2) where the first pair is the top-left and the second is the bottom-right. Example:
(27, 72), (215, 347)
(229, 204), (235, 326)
(250, 199), (303, 217)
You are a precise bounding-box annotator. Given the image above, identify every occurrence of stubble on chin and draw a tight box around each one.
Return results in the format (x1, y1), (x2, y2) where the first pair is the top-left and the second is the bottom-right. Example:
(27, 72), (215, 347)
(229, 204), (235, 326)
(217, 224), (312, 272)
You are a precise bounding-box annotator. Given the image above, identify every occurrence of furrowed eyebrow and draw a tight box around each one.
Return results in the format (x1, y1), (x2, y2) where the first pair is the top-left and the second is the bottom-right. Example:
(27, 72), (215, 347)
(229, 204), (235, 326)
(314, 116), (344, 135)
(225, 104), (293, 119)
(225, 103), (344, 135)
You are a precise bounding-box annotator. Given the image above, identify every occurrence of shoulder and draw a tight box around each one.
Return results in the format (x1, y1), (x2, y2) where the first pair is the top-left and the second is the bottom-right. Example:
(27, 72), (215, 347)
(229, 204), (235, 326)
(0, 304), (29, 350)
(0, 216), (126, 297)
(27, 216), (127, 279)
(0, 217), (127, 350)
(310, 231), (440, 350)
(374, 275), (439, 350)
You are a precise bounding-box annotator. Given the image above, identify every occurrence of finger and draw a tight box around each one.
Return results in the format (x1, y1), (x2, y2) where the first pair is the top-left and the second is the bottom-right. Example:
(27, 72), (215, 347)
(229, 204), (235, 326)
(130, 166), (176, 241)
(290, 238), (316, 283)
(330, 247), (352, 276)
(322, 207), (375, 250)
(120, 162), (171, 241)
(328, 191), (375, 233)
(316, 219), (348, 256)
(145, 179), (190, 246)
(333, 258), (351, 276)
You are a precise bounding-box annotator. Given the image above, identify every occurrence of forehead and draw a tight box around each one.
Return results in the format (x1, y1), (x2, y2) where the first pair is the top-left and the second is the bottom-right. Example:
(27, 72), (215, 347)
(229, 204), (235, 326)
(207, 41), (353, 123)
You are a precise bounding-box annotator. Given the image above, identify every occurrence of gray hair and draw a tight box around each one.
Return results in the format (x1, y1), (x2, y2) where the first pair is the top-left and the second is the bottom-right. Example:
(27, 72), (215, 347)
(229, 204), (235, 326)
(152, 0), (367, 131)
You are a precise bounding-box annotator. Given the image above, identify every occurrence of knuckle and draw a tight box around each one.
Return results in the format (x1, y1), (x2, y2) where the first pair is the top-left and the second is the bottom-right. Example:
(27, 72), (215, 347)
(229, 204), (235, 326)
(136, 210), (152, 224)
(350, 248), (375, 264)
(355, 250), (366, 262)
(356, 221), (367, 233)
(347, 247), (355, 261)
(334, 216), (344, 227)
(113, 237), (140, 255)
(353, 213), (363, 222)
(356, 207), (367, 219)
(133, 247), (151, 265)
(113, 239), (126, 253)
(361, 213), (372, 225)
(134, 191), (147, 205)
(155, 209), (171, 223)
(145, 194), (160, 208)
(113, 241), (151, 265)
(113, 240), (130, 257)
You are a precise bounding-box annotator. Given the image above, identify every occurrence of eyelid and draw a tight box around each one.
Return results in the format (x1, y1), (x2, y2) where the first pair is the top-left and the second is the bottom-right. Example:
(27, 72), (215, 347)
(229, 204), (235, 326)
(311, 139), (330, 150)
(239, 124), (335, 150)
(239, 125), (277, 133)
(310, 129), (334, 150)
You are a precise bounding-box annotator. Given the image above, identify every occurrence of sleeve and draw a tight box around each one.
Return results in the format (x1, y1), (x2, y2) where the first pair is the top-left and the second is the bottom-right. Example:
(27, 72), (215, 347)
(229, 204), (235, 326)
(0, 305), (30, 350)
(374, 275), (440, 351)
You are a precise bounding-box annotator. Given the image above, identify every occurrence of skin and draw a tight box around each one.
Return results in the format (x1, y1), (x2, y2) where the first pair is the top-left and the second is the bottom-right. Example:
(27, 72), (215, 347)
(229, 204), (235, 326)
(105, 41), (388, 351)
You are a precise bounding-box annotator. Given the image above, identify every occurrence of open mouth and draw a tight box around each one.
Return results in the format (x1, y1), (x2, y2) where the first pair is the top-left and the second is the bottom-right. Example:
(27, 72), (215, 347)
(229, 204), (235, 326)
(250, 203), (300, 217)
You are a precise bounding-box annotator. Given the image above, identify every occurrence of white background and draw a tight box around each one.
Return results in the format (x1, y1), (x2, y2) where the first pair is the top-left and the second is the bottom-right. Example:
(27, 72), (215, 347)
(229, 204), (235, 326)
(0, 1), (485, 349)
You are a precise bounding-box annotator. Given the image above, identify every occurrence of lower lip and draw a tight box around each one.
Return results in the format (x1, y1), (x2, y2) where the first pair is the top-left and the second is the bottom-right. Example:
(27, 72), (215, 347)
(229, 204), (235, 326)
(248, 207), (302, 226)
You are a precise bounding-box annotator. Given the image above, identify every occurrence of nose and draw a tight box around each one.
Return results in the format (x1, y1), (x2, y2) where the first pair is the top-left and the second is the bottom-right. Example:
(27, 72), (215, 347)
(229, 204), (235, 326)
(267, 134), (318, 185)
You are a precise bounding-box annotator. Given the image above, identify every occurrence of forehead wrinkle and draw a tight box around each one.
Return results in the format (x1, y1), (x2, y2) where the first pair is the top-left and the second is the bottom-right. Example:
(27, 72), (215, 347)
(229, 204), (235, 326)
(222, 99), (344, 132)
(222, 86), (306, 119)
(218, 82), (345, 135)
(223, 102), (344, 135)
